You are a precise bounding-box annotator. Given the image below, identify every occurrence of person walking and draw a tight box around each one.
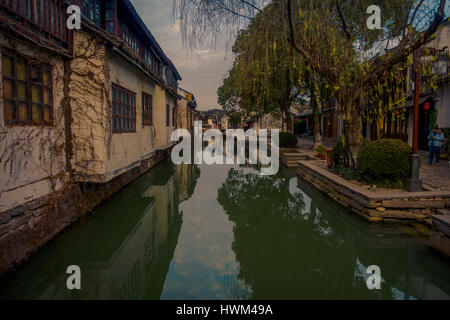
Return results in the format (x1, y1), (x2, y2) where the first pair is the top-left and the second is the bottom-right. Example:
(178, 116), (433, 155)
(428, 124), (445, 165)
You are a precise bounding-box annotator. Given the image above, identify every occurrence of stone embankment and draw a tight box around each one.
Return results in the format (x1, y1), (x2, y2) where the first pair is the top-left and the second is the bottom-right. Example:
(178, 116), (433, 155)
(0, 148), (172, 275)
(297, 160), (450, 225)
(429, 210), (450, 257)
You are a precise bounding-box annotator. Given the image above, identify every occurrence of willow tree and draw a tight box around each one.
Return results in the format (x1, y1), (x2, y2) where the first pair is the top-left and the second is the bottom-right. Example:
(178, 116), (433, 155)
(218, 8), (306, 132)
(174, 0), (447, 160)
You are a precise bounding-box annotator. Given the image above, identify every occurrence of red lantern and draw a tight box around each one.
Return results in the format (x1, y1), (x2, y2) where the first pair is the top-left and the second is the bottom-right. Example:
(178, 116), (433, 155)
(423, 102), (431, 112)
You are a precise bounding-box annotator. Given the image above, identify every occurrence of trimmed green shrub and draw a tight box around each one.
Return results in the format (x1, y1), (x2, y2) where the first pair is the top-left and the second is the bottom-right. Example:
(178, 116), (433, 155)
(357, 139), (411, 183)
(279, 132), (297, 148)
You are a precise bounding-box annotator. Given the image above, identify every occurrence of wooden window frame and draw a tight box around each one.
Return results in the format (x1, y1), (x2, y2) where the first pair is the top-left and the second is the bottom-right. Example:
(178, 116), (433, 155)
(112, 83), (136, 134)
(172, 106), (175, 127)
(2, 49), (53, 126)
(142, 92), (153, 126)
(82, 0), (102, 28)
(120, 22), (140, 54)
(0, 0), (68, 43)
(166, 104), (170, 127)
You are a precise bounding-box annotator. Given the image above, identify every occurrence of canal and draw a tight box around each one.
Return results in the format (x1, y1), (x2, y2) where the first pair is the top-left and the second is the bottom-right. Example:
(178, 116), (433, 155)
(0, 160), (449, 299)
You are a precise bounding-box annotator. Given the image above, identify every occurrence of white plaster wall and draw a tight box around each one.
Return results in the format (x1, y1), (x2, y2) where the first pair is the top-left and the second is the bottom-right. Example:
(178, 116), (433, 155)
(107, 50), (148, 178)
(0, 34), (66, 213)
(436, 86), (450, 129)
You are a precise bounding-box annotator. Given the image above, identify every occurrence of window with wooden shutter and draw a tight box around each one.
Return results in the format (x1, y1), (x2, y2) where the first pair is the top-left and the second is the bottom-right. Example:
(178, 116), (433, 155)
(2, 49), (53, 125)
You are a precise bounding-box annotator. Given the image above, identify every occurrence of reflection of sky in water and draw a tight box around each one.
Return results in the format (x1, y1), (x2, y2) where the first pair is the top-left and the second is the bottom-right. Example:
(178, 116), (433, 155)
(1, 161), (449, 300)
(161, 164), (252, 299)
(290, 177), (311, 214)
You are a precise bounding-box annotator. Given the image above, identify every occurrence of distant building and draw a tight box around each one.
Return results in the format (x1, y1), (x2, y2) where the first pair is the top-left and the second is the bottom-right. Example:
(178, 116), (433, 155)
(197, 108), (228, 130)
(177, 87), (197, 135)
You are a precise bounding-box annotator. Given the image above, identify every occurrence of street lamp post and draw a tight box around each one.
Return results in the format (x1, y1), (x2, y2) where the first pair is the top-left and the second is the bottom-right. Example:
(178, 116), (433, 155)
(406, 49), (422, 192)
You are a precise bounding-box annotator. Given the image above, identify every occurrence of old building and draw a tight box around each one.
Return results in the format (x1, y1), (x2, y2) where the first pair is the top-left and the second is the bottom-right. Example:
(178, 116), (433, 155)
(176, 87), (197, 135)
(362, 19), (449, 147)
(0, 0), (183, 274)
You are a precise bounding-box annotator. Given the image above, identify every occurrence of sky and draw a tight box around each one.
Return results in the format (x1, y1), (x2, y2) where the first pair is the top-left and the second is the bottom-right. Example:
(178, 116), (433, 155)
(131, 0), (233, 111)
(130, 1), (449, 111)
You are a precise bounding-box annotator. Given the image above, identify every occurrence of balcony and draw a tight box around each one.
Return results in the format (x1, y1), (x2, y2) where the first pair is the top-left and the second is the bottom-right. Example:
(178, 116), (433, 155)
(0, 0), (68, 44)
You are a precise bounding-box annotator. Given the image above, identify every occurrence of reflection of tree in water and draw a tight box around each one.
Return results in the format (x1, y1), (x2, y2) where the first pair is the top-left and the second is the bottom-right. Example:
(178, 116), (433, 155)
(217, 169), (395, 299)
(223, 262), (252, 300)
(218, 169), (305, 221)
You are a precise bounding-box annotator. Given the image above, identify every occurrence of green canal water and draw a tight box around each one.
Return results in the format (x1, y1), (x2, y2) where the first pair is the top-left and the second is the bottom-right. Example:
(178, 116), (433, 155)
(0, 160), (449, 299)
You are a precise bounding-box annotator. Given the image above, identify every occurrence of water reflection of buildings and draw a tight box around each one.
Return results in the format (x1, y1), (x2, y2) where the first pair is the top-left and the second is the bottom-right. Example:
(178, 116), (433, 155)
(0, 162), (199, 300)
(176, 164), (201, 203)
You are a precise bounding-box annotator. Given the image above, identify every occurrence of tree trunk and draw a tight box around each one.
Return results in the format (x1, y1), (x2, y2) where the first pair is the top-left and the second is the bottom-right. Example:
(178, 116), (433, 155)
(338, 95), (362, 167)
(309, 74), (322, 149)
(347, 106), (362, 154)
(281, 102), (293, 133)
(285, 111), (293, 133)
(312, 108), (322, 149)
(343, 109), (361, 167)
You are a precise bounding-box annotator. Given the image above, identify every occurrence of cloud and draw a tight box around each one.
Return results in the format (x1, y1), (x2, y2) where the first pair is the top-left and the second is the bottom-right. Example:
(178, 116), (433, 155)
(131, 0), (233, 110)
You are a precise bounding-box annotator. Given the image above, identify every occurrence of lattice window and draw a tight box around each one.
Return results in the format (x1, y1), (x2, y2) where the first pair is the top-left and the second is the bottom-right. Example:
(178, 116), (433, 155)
(112, 83), (136, 133)
(2, 50), (53, 125)
(142, 92), (153, 126)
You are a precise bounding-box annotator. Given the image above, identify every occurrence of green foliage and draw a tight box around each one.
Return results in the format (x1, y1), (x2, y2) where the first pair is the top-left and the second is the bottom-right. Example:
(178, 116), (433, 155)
(331, 136), (350, 166)
(357, 139), (411, 185)
(430, 110), (438, 131)
(361, 137), (371, 147)
(217, 7), (305, 120)
(332, 165), (361, 181)
(441, 128), (450, 153)
(227, 110), (242, 127)
(279, 132), (297, 148)
(316, 145), (326, 156)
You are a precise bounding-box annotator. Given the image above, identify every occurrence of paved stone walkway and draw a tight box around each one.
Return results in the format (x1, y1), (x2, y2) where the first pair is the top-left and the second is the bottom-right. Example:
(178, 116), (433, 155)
(420, 151), (450, 191)
(296, 137), (450, 191)
(296, 136), (336, 149)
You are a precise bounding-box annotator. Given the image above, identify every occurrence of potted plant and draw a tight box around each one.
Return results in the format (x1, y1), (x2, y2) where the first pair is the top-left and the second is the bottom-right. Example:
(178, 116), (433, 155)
(316, 145), (326, 160)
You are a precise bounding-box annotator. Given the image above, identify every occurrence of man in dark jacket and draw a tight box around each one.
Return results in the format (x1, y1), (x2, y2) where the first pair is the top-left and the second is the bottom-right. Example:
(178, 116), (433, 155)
(428, 124), (445, 165)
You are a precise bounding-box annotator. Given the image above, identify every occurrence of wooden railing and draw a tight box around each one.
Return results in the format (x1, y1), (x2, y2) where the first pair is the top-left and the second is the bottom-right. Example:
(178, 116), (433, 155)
(0, 0), (68, 43)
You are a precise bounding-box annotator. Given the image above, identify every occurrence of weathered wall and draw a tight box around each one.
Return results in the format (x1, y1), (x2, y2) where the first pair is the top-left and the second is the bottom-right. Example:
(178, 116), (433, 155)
(425, 21), (450, 129)
(176, 97), (189, 130)
(436, 86), (450, 129)
(153, 86), (170, 149)
(106, 47), (157, 180)
(0, 147), (173, 276)
(165, 92), (176, 146)
(0, 33), (67, 213)
(428, 21), (450, 51)
(69, 31), (174, 183)
(69, 31), (109, 182)
(252, 114), (283, 134)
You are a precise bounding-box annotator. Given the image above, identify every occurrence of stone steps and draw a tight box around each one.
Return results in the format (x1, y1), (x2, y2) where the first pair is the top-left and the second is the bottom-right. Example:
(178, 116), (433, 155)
(281, 152), (316, 168)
